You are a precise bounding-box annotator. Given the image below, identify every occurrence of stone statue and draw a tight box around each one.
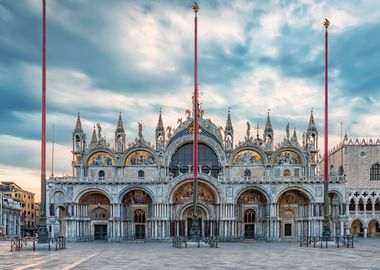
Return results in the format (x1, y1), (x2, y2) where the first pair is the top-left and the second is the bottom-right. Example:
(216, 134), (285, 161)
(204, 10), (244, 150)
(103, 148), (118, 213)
(138, 122), (143, 139)
(185, 109), (191, 120)
(166, 126), (173, 139)
(177, 118), (182, 125)
(96, 123), (102, 140)
(246, 121), (251, 138)
(199, 106), (204, 119)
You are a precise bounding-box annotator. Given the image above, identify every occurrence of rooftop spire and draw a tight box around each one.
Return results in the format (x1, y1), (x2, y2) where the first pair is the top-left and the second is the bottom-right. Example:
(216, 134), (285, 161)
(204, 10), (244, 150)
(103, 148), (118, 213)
(156, 108), (164, 132)
(307, 108), (318, 133)
(225, 108), (234, 132)
(264, 109), (273, 133)
(116, 112), (125, 133)
(90, 125), (97, 145)
(74, 112), (83, 132)
(292, 127), (298, 142)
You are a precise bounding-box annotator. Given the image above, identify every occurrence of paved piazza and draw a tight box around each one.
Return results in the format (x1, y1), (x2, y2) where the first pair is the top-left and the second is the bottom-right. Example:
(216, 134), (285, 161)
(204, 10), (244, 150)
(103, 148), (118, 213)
(0, 239), (379, 270)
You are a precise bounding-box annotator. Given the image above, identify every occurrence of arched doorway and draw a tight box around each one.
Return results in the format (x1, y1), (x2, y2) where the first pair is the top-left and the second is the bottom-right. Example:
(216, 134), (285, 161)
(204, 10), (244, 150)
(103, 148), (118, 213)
(277, 189), (310, 238)
(79, 191), (110, 240)
(368, 219), (380, 237)
(243, 209), (256, 239)
(55, 206), (66, 237)
(170, 181), (219, 237)
(121, 189), (152, 240)
(328, 192), (343, 237)
(134, 209), (146, 239)
(237, 189), (268, 239)
(350, 219), (363, 236)
(182, 206), (207, 237)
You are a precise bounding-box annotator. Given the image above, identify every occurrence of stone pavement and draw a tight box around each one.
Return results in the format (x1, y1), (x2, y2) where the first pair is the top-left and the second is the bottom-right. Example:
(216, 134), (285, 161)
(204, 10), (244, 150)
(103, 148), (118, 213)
(0, 239), (379, 270)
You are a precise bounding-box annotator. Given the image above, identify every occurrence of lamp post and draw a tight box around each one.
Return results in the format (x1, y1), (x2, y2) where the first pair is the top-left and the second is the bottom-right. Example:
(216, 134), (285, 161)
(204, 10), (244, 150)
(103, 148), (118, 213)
(322, 18), (331, 241)
(190, 1), (200, 240)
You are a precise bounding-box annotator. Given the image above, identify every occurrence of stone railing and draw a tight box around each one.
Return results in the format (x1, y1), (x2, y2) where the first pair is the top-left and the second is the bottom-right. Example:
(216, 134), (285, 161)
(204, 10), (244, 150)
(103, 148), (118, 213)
(49, 175), (345, 185)
(49, 176), (168, 184)
(223, 175), (346, 184)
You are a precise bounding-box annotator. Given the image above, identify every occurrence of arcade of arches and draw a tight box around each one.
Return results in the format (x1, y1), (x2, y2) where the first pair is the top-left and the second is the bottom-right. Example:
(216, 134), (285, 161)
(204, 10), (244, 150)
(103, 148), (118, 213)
(50, 186), (349, 240)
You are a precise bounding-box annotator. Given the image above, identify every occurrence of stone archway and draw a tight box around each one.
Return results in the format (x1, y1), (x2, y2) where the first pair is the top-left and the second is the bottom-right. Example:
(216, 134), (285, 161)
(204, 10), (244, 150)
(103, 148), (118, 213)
(368, 219), (380, 237)
(328, 191), (344, 237)
(350, 219), (364, 236)
(277, 190), (310, 239)
(182, 206), (208, 237)
(79, 191), (110, 240)
(55, 206), (66, 237)
(121, 189), (152, 240)
(169, 180), (220, 237)
(236, 189), (268, 239)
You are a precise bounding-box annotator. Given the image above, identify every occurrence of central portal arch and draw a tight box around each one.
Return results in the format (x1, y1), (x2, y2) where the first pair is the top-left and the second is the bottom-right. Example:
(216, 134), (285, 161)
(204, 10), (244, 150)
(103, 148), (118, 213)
(169, 180), (220, 237)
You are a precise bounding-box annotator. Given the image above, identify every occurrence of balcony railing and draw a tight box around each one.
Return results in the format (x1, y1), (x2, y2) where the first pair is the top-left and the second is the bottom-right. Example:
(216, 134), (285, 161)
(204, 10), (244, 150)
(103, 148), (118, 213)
(48, 174), (345, 184)
(223, 175), (346, 184)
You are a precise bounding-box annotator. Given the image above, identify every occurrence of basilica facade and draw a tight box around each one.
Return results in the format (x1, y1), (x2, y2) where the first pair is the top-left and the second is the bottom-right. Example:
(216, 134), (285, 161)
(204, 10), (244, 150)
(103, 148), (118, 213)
(46, 110), (347, 241)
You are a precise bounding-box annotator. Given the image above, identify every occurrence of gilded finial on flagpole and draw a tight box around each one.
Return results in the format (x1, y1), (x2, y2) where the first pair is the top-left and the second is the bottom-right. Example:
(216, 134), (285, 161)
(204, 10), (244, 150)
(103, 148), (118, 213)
(323, 18), (330, 29)
(193, 1), (199, 13)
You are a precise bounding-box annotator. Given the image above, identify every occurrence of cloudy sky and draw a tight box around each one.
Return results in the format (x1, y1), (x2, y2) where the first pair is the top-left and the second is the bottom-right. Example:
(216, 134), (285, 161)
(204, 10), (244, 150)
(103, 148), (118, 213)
(1, 0), (379, 200)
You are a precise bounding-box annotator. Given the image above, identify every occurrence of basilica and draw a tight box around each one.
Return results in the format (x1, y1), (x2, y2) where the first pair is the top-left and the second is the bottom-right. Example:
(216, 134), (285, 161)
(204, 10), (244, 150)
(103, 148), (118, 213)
(46, 108), (351, 241)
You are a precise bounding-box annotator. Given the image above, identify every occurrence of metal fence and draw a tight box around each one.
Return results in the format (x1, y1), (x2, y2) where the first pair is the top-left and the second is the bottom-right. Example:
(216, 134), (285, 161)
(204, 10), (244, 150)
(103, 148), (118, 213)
(299, 235), (354, 248)
(172, 236), (219, 248)
(10, 236), (66, 252)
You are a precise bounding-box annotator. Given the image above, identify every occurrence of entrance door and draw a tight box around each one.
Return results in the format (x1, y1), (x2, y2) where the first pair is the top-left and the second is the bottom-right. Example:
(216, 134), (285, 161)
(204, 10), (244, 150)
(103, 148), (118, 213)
(284, 223), (292, 236)
(187, 218), (202, 237)
(94, 225), (107, 240)
(245, 224), (255, 239)
(135, 225), (145, 239)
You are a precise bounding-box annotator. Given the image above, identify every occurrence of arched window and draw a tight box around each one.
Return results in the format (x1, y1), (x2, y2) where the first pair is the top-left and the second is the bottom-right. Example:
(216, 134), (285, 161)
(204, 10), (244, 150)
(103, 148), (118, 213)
(90, 207), (108, 220)
(134, 209), (146, 223)
(169, 143), (220, 178)
(138, 170), (144, 178)
(244, 169), (251, 178)
(349, 198), (355, 211)
(244, 209), (256, 223)
(330, 165), (334, 176)
(370, 164), (380, 180)
(358, 199), (364, 211)
(98, 170), (105, 178)
(338, 166), (344, 176)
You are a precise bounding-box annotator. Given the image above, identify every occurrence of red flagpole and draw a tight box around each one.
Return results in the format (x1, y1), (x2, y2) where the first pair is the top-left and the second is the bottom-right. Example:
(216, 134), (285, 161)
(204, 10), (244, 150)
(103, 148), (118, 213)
(324, 20), (329, 184)
(322, 18), (331, 239)
(191, 2), (200, 239)
(41, 0), (47, 216)
(193, 7), (198, 180)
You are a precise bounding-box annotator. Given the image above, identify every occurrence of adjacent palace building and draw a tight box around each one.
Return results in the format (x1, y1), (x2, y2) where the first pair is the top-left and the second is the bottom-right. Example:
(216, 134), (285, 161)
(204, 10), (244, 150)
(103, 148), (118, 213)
(46, 110), (380, 241)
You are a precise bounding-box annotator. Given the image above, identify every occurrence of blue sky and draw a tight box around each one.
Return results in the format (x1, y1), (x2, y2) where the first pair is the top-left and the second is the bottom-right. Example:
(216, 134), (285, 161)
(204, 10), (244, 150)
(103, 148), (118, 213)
(1, 0), (380, 200)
